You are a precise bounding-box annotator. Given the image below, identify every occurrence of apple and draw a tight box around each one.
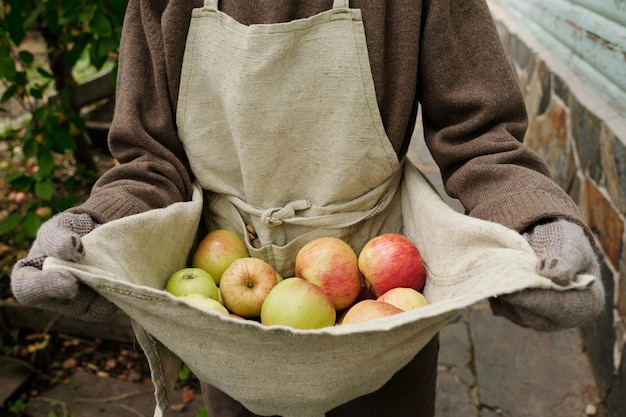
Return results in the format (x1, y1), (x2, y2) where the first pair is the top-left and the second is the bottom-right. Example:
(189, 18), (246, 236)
(192, 229), (250, 285)
(358, 233), (426, 297)
(377, 287), (428, 311)
(261, 278), (336, 329)
(219, 257), (278, 318)
(338, 299), (403, 325)
(165, 268), (219, 301)
(295, 237), (362, 311)
(178, 293), (229, 316)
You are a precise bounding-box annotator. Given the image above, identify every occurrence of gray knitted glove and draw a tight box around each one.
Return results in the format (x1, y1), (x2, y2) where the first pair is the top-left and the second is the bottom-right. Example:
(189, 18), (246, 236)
(10, 213), (118, 321)
(490, 219), (605, 332)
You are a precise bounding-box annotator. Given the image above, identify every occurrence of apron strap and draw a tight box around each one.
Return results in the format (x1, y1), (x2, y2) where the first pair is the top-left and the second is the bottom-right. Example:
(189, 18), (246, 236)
(206, 0), (347, 11)
(204, 0), (218, 10)
(333, 0), (350, 9)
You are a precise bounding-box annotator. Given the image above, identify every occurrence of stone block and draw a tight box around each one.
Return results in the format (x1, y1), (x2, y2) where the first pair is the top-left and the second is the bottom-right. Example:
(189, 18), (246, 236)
(618, 233), (626, 323)
(553, 74), (571, 107)
(583, 179), (624, 268)
(600, 125), (626, 215)
(525, 99), (576, 191)
(570, 99), (601, 171)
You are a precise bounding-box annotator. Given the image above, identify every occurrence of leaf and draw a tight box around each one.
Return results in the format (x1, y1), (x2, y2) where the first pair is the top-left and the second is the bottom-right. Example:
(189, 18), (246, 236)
(22, 212), (42, 238)
(90, 13), (112, 37)
(34, 178), (55, 200)
(22, 137), (38, 158)
(18, 50), (34, 64)
(7, 10), (26, 45)
(50, 129), (76, 152)
(195, 407), (209, 417)
(1, 85), (18, 103)
(7, 172), (34, 192)
(0, 214), (22, 235)
(37, 147), (55, 177)
(0, 55), (16, 80)
(178, 364), (191, 382)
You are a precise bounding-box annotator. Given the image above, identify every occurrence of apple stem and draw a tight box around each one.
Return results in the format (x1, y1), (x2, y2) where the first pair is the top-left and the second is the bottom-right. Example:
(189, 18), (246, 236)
(246, 279), (253, 288)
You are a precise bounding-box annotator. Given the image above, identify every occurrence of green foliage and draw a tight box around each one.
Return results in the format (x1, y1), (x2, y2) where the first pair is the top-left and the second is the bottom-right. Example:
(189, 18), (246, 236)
(0, 0), (127, 244)
(195, 407), (209, 417)
(178, 363), (192, 382)
(7, 398), (26, 414)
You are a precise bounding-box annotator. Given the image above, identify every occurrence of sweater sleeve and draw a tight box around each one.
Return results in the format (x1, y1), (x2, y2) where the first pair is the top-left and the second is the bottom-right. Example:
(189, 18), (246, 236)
(72, 0), (195, 224)
(417, 0), (587, 234)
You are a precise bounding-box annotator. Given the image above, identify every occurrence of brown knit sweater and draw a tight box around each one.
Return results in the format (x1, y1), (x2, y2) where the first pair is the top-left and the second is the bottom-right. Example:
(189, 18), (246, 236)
(75, 0), (588, 235)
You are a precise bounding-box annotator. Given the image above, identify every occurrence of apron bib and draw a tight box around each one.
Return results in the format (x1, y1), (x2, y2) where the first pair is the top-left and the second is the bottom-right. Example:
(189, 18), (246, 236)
(177, 0), (404, 277)
(43, 1), (598, 416)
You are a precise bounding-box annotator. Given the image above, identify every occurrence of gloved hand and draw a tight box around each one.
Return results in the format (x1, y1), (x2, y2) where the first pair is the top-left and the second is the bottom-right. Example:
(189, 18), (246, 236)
(10, 212), (118, 321)
(489, 218), (605, 332)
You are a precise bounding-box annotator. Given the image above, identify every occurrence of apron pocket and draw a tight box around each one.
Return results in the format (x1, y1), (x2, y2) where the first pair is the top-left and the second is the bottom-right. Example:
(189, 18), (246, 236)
(44, 170), (596, 417)
(203, 191), (404, 278)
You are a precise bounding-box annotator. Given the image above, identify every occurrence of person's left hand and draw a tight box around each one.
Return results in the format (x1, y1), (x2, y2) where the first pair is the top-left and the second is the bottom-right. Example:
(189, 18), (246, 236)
(489, 219), (605, 332)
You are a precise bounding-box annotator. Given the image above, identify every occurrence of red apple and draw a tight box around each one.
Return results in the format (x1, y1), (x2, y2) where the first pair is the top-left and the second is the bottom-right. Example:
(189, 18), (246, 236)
(358, 233), (425, 297)
(165, 268), (219, 301)
(178, 293), (229, 316)
(219, 257), (278, 318)
(338, 299), (403, 325)
(192, 229), (250, 285)
(377, 287), (428, 311)
(260, 278), (336, 329)
(295, 237), (362, 311)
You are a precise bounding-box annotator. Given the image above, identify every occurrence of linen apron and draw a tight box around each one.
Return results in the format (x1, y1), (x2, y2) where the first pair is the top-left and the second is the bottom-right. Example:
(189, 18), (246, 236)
(176, 1), (418, 415)
(43, 1), (597, 416)
(176, 0), (405, 273)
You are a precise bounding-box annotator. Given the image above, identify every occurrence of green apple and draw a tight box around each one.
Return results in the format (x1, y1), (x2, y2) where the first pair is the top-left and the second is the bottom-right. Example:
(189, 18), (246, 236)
(165, 267), (219, 301)
(178, 293), (229, 316)
(192, 229), (250, 285)
(260, 277), (336, 329)
(219, 257), (278, 318)
(376, 287), (428, 311)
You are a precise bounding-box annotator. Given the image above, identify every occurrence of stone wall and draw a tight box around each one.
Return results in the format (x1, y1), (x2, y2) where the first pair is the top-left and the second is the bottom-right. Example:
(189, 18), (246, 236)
(488, 3), (626, 416)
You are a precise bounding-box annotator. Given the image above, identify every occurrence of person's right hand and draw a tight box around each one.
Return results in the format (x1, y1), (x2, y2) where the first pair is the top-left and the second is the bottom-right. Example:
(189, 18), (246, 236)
(10, 213), (118, 321)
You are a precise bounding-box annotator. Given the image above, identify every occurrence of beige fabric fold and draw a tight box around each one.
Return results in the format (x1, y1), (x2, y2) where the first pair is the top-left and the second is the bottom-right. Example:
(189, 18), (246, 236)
(44, 160), (595, 417)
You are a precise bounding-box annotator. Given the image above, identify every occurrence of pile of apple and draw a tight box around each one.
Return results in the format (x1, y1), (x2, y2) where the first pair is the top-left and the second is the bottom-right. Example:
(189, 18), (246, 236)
(165, 229), (428, 330)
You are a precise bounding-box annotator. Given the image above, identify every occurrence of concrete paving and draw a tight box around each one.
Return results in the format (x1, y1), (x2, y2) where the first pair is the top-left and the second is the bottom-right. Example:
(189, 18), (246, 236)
(22, 130), (604, 417)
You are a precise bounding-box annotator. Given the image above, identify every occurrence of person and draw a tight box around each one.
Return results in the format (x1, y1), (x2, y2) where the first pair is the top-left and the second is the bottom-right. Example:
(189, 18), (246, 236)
(11, 1), (604, 416)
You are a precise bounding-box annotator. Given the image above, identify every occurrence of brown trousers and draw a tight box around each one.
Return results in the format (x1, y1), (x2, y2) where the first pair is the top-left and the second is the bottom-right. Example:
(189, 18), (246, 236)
(200, 335), (439, 417)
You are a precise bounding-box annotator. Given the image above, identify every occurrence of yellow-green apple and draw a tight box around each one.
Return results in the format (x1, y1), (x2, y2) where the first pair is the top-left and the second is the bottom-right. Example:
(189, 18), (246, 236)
(192, 229), (250, 285)
(165, 268), (219, 300)
(338, 299), (403, 325)
(178, 293), (229, 316)
(260, 278), (336, 329)
(219, 257), (278, 318)
(358, 233), (426, 297)
(295, 237), (362, 311)
(376, 287), (428, 311)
